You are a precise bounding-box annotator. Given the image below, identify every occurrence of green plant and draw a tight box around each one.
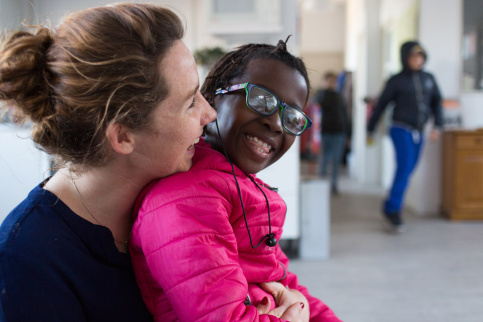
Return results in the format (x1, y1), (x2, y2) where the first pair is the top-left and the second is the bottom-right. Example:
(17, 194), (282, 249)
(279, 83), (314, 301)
(193, 47), (226, 67)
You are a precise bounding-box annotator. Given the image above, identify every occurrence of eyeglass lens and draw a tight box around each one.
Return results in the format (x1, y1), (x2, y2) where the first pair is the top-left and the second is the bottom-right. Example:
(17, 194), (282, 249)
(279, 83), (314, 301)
(282, 107), (307, 134)
(247, 85), (307, 134)
(247, 86), (278, 114)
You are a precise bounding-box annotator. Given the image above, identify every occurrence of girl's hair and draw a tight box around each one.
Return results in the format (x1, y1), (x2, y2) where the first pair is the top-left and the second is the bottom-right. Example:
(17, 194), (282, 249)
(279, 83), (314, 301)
(201, 36), (310, 107)
(0, 3), (183, 169)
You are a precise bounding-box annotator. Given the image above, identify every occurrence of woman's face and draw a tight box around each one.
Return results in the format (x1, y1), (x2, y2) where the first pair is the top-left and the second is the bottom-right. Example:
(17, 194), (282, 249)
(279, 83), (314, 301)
(206, 58), (308, 174)
(131, 41), (217, 179)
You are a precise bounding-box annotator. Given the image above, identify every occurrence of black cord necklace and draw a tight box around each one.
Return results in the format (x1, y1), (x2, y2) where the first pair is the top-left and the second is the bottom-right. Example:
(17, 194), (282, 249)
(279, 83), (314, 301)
(215, 119), (277, 248)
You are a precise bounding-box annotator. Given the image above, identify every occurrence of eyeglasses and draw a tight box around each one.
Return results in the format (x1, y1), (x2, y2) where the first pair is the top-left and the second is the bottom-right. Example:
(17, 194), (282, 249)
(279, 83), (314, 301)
(215, 82), (312, 136)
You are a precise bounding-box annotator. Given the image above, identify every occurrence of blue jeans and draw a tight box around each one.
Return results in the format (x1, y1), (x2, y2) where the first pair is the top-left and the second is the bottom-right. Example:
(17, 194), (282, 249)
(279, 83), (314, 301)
(384, 127), (424, 214)
(320, 133), (346, 189)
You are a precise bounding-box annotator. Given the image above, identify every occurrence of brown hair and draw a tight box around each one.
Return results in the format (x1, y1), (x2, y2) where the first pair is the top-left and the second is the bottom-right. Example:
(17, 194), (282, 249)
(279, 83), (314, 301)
(0, 3), (184, 169)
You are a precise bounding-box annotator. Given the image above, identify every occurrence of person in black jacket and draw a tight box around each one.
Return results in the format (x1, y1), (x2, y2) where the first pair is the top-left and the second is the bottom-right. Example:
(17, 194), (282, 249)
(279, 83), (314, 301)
(315, 72), (350, 195)
(367, 41), (443, 232)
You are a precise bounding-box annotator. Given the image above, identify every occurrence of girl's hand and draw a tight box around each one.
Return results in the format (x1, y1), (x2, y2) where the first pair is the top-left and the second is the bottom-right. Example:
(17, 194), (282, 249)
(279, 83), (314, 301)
(259, 282), (310, 322)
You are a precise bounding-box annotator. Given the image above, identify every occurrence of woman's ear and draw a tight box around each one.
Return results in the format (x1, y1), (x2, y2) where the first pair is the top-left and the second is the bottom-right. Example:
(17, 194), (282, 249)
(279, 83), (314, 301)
(106, 122), (134, 155)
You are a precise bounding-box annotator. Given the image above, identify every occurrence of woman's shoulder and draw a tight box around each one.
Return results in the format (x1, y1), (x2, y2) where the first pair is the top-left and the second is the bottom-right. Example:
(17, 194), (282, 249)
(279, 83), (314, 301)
(0, 183), (102, 262)
(0, 185), (86, 275)
(0, 184), (58, 247)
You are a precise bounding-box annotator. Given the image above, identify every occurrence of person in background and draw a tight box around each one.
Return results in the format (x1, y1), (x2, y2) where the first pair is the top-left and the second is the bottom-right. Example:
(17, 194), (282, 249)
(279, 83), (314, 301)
(0, 4), (216, 321)
(315, 72), (349, 195)
(367, 40), (443, 233)
(130, 39), (341, 322)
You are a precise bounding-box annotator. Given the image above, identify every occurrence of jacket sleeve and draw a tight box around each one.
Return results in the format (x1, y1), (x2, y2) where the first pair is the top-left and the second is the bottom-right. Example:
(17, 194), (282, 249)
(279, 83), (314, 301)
(367, 76), (397, 134)
(134, 182), (290, 322)
(429, 74), (444, 129)
(339, 94), (350, 135)
(275, 247), (342, 322)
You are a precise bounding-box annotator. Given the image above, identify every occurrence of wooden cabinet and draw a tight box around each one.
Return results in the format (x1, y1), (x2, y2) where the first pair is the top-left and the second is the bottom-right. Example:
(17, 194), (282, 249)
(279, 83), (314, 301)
(442, 130), (483, 220)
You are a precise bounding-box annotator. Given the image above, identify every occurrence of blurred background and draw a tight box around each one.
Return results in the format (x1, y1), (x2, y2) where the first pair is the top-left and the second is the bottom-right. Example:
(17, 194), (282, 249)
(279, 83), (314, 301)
(1, 1), (482, 321)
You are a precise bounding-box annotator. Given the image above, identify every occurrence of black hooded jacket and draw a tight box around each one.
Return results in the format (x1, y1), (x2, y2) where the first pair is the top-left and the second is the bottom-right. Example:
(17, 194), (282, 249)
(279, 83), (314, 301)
(367, 41), (443, 133)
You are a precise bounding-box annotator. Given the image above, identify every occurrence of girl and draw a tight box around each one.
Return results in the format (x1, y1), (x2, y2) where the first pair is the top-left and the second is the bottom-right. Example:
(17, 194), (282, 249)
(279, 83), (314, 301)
(130, 39), (341, 322)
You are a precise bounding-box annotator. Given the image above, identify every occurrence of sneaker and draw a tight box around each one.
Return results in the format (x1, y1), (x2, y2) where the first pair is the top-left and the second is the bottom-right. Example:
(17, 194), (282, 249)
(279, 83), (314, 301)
(383, 212), (405, 233)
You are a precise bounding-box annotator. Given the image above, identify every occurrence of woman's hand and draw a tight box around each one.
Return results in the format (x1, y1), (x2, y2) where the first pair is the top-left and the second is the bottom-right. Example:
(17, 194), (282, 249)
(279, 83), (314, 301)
(259, 282), (310, 322)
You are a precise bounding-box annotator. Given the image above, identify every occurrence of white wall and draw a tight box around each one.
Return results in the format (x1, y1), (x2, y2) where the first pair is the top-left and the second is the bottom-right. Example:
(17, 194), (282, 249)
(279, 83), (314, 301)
(405, 0), (462, 216)
(344, 0), (366, 180)
(419, 0), (461, 99)
(300, 2), (346, 53)
(344, 0), (365, 70)
(460, 93), (483, 129)
(0, 125), (51, 221)
(0, 0), (32, 31)
(299, 0), (346, 89)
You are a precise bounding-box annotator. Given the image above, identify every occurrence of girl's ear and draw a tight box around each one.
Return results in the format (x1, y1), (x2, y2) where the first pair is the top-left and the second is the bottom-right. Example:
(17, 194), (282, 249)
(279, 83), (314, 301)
(106, 122), (134, 155)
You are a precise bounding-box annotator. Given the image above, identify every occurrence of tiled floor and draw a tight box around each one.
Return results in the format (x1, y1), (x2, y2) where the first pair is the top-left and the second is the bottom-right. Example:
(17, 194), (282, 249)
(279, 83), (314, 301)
(290, 167), (483, 322)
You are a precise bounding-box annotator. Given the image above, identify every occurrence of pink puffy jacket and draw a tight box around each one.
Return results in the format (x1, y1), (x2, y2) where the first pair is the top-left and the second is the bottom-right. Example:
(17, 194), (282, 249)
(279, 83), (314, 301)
(130, 141), (341, 322)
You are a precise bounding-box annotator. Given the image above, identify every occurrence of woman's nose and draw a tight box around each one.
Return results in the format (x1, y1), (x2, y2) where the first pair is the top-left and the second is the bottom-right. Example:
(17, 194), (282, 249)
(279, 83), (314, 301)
(199, 93), (217, 125)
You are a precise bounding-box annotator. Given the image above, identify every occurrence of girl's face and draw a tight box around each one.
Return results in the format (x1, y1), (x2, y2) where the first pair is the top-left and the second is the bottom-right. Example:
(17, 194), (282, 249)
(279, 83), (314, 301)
(206, 58), (308, 174)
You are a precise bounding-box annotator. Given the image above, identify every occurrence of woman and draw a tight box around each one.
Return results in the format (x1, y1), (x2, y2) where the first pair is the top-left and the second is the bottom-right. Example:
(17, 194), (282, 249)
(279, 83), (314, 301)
(0, 4), (216, 321)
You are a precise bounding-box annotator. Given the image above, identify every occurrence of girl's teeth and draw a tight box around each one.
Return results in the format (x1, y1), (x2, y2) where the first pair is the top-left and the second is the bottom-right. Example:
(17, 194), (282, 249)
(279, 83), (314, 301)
(194, 137), (200, 144)
(247, 135), (272, 151)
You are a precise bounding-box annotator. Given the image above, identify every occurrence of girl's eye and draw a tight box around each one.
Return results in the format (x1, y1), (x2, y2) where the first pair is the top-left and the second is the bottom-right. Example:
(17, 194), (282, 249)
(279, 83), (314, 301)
(188, 97), (196, 108)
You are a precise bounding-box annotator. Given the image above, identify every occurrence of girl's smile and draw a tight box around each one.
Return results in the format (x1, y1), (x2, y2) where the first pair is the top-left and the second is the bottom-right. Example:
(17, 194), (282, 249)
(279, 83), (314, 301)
(245, 134), (275, 158)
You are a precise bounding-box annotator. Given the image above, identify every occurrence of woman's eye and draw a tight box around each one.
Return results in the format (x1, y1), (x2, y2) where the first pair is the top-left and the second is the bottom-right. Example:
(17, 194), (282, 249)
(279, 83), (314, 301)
(188, 97), (196, 108)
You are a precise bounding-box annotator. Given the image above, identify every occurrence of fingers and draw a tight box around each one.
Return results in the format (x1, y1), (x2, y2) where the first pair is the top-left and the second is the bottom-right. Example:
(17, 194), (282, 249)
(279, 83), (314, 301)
(279, 302), (305, 322)
(259, 282), (286, 298)
(259, 282), (290, 305)
(256, 297), (271, 315)
(266, 306), (285, 319)
(259, 282), (283, 293)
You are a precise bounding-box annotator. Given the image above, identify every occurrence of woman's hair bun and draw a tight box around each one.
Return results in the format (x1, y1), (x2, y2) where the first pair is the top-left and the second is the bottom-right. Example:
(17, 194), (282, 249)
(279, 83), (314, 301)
(0, 26), (55, 123)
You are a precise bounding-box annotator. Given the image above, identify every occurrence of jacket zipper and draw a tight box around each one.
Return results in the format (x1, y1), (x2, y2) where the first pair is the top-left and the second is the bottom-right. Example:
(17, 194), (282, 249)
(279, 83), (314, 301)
(244, 293), (252, 306)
